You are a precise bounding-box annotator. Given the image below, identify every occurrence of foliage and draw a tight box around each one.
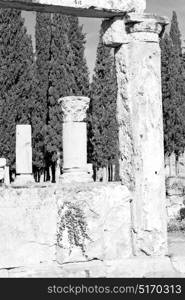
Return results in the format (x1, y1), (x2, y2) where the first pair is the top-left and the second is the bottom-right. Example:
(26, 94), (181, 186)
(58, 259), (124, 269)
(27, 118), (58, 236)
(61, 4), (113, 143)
(89, 31), (119, 174)
(33, 12), (52, 172)
(67, 16), (90, 96)
(161, 11), (185, 157)
(0, 8), (34, 170)
(57, 202), (91, 255)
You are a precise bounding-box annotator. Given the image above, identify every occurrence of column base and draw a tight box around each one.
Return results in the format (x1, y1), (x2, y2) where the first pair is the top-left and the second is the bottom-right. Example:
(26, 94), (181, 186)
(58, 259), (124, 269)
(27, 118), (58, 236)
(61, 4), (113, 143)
(13, 174), (35, 186)
(60, 168), (93, 184)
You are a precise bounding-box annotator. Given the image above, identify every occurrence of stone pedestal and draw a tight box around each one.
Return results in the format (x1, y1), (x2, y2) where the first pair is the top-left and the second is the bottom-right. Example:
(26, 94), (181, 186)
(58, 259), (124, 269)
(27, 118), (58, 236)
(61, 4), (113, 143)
(102, 13), (169, 256)
(15, 125), (34, 185)
(58, 96), (93, 183)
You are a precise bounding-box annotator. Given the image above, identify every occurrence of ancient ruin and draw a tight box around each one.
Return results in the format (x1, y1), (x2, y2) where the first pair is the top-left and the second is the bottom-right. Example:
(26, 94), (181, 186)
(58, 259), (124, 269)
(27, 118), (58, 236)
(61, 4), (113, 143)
(14, 125), (34, 185)
(59, 96), (93, 183)
(1, 0), (184, 278)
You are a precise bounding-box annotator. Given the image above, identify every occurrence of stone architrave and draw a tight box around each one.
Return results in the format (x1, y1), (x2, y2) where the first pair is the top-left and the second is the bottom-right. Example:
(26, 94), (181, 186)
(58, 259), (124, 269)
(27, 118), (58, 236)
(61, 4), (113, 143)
(15, 125), (34, 185)
(102, 13), (169, 256)
(0, 0), (146, 17)
(58, 96), (93, 183)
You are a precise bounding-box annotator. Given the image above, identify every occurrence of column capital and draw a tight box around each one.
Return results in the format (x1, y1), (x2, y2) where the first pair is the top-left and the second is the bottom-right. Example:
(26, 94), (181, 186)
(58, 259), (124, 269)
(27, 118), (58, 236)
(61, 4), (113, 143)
(125, 13), (169, 37)
(102, 13), (169, 47)
(58, 96), (90, 122)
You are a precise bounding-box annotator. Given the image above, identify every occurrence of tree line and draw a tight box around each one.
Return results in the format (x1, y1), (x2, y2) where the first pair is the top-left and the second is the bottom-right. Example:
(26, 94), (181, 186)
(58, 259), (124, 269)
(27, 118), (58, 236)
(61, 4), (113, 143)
(1, 8), (183, 183)
(0, 8), (119, 182)
(161, 11), (185, 165)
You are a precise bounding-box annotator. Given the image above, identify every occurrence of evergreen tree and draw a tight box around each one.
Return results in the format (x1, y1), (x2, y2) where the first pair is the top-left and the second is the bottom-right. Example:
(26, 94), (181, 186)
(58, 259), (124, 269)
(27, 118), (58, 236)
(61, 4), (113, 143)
(90, 31), (119, 180)
(170, 11), (182, 57)
(0, 8), (34, 173)
(34, 14), (90, 182)
(45, 14), (90, 181)
(67, 16), (90, 96)
(45, 14), (75, 181)
(161, 31), (184, 156)
(33, 12), (52, 179)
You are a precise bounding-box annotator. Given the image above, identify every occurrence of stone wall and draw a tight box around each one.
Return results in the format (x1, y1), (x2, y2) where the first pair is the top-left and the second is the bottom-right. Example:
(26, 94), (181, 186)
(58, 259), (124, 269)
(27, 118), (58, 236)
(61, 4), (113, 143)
(0, 183), (185, 277)
(0, 183), (132, 277)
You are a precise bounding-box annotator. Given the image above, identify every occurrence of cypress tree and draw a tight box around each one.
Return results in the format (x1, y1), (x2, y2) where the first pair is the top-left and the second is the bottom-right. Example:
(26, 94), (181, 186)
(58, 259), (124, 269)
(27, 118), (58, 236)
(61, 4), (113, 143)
(45, 14), (75, 181)
(161, 31), (184, 156)
(170, 11), (182, 57)
(34, 14), (90, 182)
(0, 8), (34, 175)
(90, 31), (119, 181)
(67, 16), (90, 96)
(33, 12), (52, 180)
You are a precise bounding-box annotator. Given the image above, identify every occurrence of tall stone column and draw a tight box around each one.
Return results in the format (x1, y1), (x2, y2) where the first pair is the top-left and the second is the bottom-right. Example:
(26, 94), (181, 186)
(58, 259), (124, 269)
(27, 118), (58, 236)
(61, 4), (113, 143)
(58, 96), (93, 183)
(102, 14), (169, 256)
(15, 125), (34, 185)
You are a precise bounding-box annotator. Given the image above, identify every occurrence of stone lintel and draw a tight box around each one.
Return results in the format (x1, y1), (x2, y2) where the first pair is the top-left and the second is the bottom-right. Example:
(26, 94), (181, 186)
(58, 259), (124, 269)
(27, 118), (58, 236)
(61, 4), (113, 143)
(0, 0), (146, 18)
(102, 13), (169, 47)
(58, 96), (90, 123)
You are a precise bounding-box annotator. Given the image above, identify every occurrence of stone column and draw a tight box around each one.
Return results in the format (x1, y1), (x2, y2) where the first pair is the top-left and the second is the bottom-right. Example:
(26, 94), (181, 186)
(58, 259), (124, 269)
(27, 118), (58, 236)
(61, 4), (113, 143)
(15, 125), (34, 185)
(102, 13), (169, 256)
(58, 96), (93, 183)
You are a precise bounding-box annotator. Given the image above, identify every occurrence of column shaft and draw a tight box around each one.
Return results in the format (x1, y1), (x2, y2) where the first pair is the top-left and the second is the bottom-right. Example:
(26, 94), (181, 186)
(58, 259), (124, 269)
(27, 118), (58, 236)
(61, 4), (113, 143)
(126, 31), (167, 255)
(59, 96), (93, 183)
(103, 14), (169, 255)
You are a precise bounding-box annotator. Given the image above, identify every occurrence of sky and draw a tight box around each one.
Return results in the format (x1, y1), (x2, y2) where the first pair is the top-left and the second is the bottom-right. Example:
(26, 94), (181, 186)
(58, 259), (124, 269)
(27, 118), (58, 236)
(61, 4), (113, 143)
(22, 0), (185, 77)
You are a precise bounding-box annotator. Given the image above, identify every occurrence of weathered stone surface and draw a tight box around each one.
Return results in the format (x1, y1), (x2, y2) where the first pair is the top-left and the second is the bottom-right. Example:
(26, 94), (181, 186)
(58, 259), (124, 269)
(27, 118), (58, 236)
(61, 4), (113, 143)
(0, 183), (132, 270)
(0, 187), (57, 268)
(102, 17), (129, 47)
(167, 196), (184, 219)
(103, 14), (168, 256)
(168, 232), (185, 257)
(114, 39), (135, 191)
(15, 125), (34, 185)
(0, 0), (146, 17)
(171, 256), (185, 274)
(62, 123), (87, 169)
(16, 125), (32, 174)
(128, 16), (168, 256)
(2, 257), (185, 278)
(59, 96), (90, 123)
(105, 257), (177, 278)
(59, 96), (92, 183)
(103, 14), (169, 47)
(56, 183), (132, 263)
